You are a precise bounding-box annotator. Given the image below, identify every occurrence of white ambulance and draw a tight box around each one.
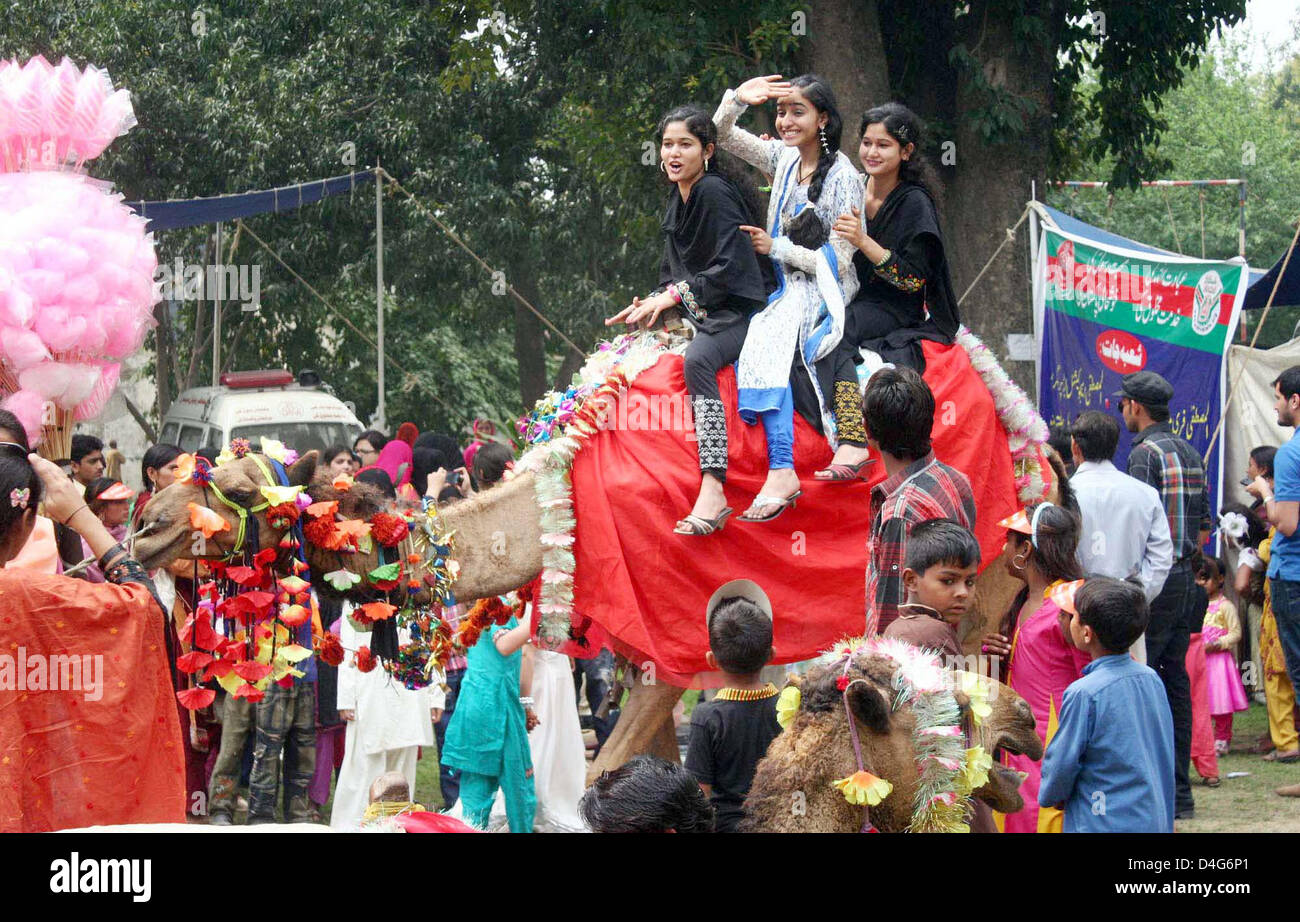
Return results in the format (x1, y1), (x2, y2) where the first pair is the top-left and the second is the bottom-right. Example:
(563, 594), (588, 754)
(159, 369), (364, 454)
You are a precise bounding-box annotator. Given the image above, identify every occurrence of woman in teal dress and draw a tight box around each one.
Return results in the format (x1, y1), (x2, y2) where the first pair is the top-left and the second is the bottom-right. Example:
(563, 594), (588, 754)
(441, 612), (537, 832)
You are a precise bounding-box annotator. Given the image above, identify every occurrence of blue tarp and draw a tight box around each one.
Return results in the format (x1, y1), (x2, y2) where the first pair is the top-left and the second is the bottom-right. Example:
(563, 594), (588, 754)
(1243, 239), (1300, 310)
(125, 169), (378, 231)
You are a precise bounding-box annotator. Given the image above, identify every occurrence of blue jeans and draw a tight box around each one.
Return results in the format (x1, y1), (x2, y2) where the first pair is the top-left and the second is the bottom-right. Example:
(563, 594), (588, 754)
(435, 668), (465, 807)
(573, 650), (620, 754)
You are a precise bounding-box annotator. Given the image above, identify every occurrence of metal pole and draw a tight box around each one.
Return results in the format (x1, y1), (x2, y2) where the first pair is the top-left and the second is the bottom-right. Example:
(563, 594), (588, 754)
(213, 222), (222, 386)
(1239, 179), (1247, 259)
(375, 165), (386, 431)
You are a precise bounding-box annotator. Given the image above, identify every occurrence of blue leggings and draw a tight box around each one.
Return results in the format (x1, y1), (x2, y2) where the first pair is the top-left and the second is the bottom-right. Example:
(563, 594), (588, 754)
(759, 387), (794, 470)
(458, 766), (536, 833)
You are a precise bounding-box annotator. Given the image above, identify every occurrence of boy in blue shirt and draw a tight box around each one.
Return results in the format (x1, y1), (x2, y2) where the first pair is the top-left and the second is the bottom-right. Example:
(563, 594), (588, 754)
(1039, 577), (1175, 832)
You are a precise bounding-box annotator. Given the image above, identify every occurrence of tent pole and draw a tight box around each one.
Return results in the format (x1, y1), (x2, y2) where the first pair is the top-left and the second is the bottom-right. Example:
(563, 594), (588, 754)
(213, 222), (222, 387)
(375, 164), (386, 431)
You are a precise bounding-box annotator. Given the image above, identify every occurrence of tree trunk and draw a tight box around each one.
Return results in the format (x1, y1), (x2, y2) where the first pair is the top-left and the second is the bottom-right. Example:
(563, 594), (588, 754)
(803, 0), (892, 154)
(511, 266), (549, 408)
(153, 302), (174, 419)
(939, 0), (1061, 397)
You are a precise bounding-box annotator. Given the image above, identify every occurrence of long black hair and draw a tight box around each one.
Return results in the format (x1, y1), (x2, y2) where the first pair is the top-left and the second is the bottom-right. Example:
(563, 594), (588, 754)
(859, 102), (943, 208)
(787, 74), (842, 205)
(655, 105), (765, 226)
(1001, 502), (1084, 636)
(141, 443), (182, 493)
(0, 446), (42, 540)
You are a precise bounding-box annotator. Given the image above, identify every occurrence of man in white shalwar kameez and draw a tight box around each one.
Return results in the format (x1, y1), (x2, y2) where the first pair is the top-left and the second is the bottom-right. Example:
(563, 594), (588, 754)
(329, 602), (446, 830)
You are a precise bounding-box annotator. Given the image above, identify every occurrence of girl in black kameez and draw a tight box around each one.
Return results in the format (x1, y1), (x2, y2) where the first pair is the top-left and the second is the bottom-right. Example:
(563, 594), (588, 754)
(606, 106), (771, 536)
(818, 103), (961, 482)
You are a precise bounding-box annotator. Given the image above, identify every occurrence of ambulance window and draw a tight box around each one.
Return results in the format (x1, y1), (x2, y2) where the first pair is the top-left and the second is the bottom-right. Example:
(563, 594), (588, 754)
(160, 422), (180, 445)
(178, 425), (205, 452)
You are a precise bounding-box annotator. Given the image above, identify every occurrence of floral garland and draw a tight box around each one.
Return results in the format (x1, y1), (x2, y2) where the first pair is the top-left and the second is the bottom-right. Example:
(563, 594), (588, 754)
(174, 438), (318, 711)
(515, 330), (683, 648)
(810, 636), (992, 833)
(954, 325), (1051, 505)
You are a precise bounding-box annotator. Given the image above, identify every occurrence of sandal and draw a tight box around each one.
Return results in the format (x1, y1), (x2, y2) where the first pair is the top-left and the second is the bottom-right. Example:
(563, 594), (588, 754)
(813, 458), (876, 482)
(737, 490), (802, 524)
(674, 507), (734, 536)
(1203, 777), (1221, 788)
(1263, 749), (1300, 763)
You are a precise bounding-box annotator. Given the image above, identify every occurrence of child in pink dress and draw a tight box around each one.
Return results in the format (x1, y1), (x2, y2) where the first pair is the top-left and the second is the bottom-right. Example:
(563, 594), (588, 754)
(1196, 557), (1248, 755)
(982, 502), (1091, 833)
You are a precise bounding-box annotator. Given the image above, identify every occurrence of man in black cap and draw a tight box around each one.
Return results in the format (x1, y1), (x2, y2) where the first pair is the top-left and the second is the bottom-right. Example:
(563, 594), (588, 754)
(1117, 370), (1211, 819)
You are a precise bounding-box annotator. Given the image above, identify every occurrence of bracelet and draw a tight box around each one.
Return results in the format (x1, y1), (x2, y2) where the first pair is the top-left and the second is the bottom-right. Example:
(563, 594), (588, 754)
(63, 503), (90, 527)
(1263, 494), (1275, 504)
(667, 284), (683, 305)
(873, 248), (893, 268)
(519, 696), (535, 707)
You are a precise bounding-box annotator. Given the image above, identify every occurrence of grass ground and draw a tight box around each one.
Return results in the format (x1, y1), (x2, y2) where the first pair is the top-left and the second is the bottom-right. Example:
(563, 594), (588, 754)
(1177, 702), (1300, 833)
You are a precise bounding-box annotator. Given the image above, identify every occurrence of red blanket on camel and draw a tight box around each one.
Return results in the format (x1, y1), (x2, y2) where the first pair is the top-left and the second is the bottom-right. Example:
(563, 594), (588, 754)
(570, 339), (1022, 685)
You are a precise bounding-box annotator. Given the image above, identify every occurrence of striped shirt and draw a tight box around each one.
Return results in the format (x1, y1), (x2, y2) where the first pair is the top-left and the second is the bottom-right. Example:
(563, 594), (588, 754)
(865, 452), (976, 635)
(1125, 423), (1211, 562)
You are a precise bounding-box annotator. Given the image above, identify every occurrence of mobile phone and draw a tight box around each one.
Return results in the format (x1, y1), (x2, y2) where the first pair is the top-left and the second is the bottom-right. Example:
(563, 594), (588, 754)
(446, 470), (460, 486)
(1240, 477), (1252, 487)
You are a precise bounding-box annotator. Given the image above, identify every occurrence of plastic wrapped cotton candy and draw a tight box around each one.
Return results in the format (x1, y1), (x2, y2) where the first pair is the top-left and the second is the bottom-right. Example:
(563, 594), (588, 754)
(0, 55), (136, 171)
(0, 57), (151, 459)
(0, 389), (47, 448)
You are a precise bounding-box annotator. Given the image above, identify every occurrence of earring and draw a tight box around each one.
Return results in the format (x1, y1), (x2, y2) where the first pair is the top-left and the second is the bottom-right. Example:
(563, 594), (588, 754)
(818, 126), (829, 155)
(704, 157), (710, 172)
(659, 161), (667, 174)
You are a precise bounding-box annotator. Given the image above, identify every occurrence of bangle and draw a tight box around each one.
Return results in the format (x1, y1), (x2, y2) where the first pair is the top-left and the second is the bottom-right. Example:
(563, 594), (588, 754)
(1263, 493), (1275, 504)
(63, 504), (90, 527)
(519, 696), (535, 707)
(873, 248), (892, 268)
(667, 284), (683, 305)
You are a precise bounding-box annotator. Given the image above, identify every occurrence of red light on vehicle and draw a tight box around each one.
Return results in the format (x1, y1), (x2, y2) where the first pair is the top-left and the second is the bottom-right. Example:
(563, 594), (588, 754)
(220, 369), (295, 389)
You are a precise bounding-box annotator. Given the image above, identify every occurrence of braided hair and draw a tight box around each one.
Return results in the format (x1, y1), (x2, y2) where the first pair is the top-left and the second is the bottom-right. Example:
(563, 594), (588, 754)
(787, 75), (842, 205)
(859, 102), (943, 208)
(656, 105), (765, 227)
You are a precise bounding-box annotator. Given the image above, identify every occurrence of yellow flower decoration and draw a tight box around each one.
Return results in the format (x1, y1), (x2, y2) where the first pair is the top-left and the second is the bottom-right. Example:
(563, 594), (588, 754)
(832, 770), (893, 806)
(957, 671), (992, 726)
(260, 437), (290, 463)
(958, 746), (992, 795)
(775, 685), (801, 729)
(260, 483), (303, 506)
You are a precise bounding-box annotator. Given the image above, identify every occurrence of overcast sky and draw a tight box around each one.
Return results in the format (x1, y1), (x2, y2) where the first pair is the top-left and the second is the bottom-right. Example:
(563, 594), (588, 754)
(1219, 0), (1300, 71)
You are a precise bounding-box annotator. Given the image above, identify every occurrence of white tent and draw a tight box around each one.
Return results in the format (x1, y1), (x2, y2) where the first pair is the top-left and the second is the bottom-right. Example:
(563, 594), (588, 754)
(1223, 338), (1300, 507)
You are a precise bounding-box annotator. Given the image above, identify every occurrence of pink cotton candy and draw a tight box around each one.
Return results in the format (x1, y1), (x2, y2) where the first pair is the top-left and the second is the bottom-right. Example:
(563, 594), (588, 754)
(74, 362), (119, 421)
(0, 326), (51, 370)
(0, 389), (47, 446)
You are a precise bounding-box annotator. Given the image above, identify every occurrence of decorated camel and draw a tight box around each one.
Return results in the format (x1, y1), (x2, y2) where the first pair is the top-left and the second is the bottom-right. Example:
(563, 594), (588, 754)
(425, 325), (1061, 779)
(739, 639), (1043, 832)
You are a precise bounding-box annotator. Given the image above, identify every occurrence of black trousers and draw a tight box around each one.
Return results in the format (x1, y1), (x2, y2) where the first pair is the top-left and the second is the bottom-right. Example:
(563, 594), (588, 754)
(1145, 561), (1198, 813)
(682, 321), (748, 402)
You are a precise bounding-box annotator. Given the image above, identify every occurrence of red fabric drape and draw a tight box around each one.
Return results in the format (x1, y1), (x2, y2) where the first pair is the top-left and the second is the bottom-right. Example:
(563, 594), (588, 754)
(570, 340), (1021, 685)
(0, 572), (186, 831)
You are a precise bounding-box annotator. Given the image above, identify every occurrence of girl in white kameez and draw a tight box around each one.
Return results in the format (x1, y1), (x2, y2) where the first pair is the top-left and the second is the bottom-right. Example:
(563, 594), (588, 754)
(713, 74), (869, 522)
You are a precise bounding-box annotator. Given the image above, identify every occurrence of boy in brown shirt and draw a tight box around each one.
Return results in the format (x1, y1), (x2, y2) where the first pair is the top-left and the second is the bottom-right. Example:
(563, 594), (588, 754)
(883, 519), (981, 657)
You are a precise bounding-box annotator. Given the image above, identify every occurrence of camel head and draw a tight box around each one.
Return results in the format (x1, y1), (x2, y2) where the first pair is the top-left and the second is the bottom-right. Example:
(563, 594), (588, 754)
(133, 451), (319, 572)
(953, 671), (1042, 814)
(741, 643), (1040, 832)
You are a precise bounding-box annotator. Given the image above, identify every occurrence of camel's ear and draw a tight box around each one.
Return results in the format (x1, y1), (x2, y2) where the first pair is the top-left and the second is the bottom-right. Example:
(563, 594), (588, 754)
(846, 682), (891, 735)
(288, 450), (319, 487)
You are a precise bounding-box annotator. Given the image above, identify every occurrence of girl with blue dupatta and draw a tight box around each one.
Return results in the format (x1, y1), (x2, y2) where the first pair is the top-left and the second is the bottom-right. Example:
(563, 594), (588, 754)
(441, 608), (537, 832)
(713, 74), (870, 522)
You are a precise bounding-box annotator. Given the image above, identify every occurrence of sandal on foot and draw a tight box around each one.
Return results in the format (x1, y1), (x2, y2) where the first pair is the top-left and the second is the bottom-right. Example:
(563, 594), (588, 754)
(674, 507), (733, 536)
(813, 458), (876, 482)
(737, 490), (802, 524)
(1203, 776), (1221, 788)
(1264, 749), (1300, 763)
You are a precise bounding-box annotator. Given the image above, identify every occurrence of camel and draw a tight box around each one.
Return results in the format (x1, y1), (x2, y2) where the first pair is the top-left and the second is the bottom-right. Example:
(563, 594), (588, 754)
(739, 645), (1044, 833)
(132, 451), (430, 606)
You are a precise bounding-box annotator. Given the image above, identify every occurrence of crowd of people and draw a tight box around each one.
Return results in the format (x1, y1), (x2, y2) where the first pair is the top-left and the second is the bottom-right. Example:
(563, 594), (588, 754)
(0, 68), (1282, 836)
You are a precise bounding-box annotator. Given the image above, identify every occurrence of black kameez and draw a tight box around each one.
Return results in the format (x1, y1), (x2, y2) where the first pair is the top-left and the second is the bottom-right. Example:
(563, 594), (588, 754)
(839, 180), (960, 372)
